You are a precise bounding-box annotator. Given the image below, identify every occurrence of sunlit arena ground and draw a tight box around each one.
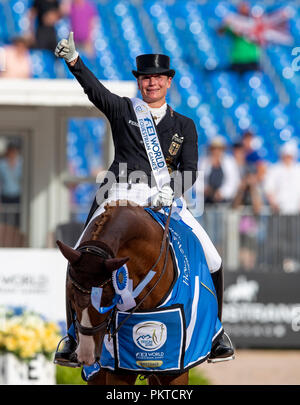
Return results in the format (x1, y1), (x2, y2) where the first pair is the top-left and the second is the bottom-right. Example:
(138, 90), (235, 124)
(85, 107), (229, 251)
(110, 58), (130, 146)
(55, 349), (300, 385)
(198, 349), (300, 385)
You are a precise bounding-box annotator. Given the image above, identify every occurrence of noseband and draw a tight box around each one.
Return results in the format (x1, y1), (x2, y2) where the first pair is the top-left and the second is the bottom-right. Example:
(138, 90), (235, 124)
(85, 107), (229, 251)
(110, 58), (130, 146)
(68, 243), (114, 337)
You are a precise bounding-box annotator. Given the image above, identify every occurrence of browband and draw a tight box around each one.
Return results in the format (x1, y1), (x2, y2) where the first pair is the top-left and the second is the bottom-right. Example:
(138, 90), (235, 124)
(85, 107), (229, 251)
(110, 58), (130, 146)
(76, 240), (114, 259)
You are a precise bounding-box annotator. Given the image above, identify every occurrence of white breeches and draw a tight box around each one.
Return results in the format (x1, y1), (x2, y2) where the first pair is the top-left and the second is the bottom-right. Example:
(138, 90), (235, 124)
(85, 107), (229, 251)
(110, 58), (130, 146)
(75, 183), (222, 273)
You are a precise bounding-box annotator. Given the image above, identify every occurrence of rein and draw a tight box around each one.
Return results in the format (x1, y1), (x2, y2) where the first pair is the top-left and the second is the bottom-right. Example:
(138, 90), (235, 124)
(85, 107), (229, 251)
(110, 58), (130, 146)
(67, 244), (112, 294)
(68, 244), (113, 336)
(68, 205), (172, 338)
(110, 205), (172, 338)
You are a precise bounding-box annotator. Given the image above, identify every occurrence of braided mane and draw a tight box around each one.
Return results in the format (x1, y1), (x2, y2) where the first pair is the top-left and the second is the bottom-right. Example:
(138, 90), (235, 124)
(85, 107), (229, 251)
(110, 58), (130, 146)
(91, 204), (114, 241)
(91, 200), (136, 241)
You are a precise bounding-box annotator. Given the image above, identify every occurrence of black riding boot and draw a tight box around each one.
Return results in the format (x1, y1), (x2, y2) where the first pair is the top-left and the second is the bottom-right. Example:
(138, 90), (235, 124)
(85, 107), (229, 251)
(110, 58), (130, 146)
(208, 265), (235, 362)
(54, 268), (79, 367)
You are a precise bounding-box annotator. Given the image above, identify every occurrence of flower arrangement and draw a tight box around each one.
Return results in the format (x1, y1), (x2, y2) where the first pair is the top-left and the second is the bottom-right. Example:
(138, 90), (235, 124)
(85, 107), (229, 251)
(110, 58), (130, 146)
(0, 306), (61, 361)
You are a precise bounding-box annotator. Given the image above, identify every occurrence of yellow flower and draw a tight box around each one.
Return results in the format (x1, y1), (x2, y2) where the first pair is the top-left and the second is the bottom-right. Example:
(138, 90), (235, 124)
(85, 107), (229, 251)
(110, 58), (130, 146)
(4, 336), (18, 352)
(0, 307), (61, 360)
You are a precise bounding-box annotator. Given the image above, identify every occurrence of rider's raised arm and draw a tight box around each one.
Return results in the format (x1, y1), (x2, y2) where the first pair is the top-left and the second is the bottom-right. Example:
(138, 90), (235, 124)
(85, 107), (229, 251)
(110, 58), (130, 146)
(55, 32), (127, 121)
(67, 56), (126, 121)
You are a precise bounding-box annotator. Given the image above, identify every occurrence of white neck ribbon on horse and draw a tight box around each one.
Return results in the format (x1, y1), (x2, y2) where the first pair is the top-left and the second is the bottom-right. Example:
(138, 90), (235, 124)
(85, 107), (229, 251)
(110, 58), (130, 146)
(91, 265), (156, 313)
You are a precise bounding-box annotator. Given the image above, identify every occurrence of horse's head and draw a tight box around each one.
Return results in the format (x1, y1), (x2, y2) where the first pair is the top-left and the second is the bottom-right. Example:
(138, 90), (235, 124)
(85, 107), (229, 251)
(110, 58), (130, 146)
(57, 239), (129, 366)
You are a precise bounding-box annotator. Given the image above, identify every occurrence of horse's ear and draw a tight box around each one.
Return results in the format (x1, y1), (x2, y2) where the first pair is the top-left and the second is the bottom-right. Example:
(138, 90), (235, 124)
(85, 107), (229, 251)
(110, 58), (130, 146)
(105, 257), (130, 272)
(56, 240), (81, 265)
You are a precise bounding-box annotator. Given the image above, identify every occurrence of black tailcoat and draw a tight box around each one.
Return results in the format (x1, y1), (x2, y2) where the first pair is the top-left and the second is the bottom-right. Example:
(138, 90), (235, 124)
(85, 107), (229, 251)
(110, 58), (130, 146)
(68, 57), (199, 224)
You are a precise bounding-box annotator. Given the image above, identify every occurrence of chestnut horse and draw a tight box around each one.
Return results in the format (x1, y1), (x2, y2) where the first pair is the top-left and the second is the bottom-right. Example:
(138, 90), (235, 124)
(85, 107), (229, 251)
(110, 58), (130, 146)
(57, 202), (188, 385)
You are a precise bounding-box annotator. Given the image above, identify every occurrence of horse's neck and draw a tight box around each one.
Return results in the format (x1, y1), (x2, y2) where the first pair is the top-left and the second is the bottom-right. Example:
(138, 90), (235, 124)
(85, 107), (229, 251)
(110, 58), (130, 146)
(91, 206), (147, 256)
(93, 206), (163, 278)
(88, 205), (173, 309)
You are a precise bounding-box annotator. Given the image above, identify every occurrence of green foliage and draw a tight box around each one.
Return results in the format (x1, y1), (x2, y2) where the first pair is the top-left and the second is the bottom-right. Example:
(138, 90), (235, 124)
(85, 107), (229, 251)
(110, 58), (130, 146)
(56, 365), (86, 385)
(55, 365), (210, 385)
(188, 367), (211, 385)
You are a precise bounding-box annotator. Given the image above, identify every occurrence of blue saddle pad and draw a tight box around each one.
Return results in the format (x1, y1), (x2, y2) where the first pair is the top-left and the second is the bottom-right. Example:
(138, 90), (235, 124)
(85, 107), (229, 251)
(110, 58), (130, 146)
(90, 209), (223, 376)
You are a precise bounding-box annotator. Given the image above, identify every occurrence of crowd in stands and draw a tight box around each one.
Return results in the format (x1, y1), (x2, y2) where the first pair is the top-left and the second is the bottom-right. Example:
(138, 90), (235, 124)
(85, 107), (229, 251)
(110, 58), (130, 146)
(200, 131), (300, 272)
(0, 0), (299, 266)
(201, 131), (300, 216)
(0, 0), (98, 78)
(1, 1), (299, 219)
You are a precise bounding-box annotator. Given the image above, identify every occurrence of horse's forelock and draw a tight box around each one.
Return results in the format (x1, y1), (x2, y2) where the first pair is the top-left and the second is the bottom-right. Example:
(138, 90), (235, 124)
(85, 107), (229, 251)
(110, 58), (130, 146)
(70, 254), (109, 290)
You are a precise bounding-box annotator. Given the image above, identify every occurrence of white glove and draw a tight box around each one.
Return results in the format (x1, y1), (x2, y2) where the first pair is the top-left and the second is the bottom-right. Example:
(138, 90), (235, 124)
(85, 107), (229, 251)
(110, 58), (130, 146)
(152, 184), (174, 207)
(54, 32), (78, 63)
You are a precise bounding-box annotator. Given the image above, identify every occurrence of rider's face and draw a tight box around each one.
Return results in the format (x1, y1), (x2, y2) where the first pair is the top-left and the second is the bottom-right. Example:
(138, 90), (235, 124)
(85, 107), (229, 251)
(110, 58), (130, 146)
(137, 74), (172, 107)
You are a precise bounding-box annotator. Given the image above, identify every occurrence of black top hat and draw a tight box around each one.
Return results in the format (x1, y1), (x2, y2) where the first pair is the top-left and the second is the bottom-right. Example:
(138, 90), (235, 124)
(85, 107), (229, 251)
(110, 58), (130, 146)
(132, 54), (175, 78)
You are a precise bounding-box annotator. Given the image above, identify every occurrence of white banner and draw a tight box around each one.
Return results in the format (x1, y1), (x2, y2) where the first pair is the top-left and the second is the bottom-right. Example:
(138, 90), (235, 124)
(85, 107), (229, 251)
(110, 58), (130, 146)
(131, 97), (170, 190)
(0, 249), (67, 324)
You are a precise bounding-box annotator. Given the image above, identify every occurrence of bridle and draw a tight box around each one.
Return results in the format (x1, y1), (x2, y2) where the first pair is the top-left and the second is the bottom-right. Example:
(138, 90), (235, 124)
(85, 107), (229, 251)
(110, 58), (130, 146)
(111, 207), (172, 338)
(68, 206), (172, 338)
(68, 244), (114, 337)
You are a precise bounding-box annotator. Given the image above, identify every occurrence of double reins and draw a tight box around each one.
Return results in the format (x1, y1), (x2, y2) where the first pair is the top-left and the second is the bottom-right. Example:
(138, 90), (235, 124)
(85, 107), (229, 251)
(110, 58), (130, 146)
(68, 245), (112, 337)
(110, 205), (172, 339)
(68, 205), (173, 337)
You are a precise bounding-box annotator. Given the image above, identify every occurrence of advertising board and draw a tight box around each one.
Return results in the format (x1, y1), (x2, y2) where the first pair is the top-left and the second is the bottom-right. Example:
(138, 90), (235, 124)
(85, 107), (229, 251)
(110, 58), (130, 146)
(223, 272), (300, 348)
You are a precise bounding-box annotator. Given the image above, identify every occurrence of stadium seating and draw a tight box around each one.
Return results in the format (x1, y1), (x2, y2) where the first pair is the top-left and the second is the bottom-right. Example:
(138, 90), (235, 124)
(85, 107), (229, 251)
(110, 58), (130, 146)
(0, 0), (299, 216)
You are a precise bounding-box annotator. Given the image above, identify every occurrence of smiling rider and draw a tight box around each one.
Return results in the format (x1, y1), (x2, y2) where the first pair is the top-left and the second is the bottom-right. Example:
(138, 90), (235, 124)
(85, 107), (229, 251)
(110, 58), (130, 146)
(54, 32), (234, 366)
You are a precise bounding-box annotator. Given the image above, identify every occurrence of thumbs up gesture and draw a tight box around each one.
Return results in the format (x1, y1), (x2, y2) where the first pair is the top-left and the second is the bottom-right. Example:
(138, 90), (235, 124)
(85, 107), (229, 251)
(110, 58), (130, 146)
(54, 32), (78, 63)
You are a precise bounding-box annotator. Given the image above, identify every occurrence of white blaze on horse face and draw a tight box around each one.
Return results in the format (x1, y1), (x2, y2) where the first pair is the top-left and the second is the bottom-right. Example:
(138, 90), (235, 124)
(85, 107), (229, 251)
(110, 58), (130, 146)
(76, 308), (96, 366)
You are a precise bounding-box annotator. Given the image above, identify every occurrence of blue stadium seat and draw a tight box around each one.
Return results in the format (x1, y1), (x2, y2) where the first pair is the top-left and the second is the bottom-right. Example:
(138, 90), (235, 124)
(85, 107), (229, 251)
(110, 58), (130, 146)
(29, 49), (56, 78)
(67, 116), (106, 221)
(1, 0), (299, 163)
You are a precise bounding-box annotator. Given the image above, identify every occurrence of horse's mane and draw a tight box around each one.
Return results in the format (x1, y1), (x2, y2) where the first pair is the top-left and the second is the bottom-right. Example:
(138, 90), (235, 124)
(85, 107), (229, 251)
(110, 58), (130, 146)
(91, 204), (114, 241)
(91, 201), (139, 241)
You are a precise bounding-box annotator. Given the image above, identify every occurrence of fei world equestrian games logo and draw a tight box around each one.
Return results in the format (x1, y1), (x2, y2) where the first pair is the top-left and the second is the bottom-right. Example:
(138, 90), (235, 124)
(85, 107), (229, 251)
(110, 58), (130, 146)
(133, 321), (167, 368)
(133, 321), (167, 351)
(135, 104), (148, 114)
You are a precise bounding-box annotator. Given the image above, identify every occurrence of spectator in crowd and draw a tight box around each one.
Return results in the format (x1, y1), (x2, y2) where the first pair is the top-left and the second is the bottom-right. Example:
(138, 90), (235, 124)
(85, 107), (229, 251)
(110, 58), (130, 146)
(199, 136), (240, 205)
(232, 160), (266, 214)
(264, 141), (300, 215)
(264, 141), (300, 271)
(0, 37), (31, 79)
(28, 0), (62, 52)
(62, 0), (98, 58)
(232, 160), (267, 270)
(241, 130), (261, 168)
(218, 2), (261, 74)
(0, 143), (23, 227)
(232, 141), (246, 178)
(218, 1), (292, 75)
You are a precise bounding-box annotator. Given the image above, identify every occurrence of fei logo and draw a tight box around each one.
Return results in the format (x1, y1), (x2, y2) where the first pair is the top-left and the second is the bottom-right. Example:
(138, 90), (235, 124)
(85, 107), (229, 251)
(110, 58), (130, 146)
(135, 105), (148, 113)
(133, 321), (167, 351)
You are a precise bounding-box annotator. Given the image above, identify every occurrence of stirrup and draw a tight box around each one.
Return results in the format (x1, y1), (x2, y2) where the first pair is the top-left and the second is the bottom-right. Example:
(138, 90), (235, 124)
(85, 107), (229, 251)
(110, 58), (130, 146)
(207, 332), (235, 364)
(54, 358), (81, 368)
(53, 335), (81, 368)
